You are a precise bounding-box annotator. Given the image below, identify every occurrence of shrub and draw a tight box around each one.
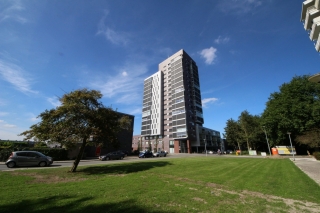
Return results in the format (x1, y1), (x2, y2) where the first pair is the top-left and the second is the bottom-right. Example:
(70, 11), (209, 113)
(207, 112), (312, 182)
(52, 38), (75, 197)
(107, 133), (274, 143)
(313, 152), (320, 160)
(0, 148), (69, 161)
(0, 149), (13, 161)
(30, 148), (69, 160)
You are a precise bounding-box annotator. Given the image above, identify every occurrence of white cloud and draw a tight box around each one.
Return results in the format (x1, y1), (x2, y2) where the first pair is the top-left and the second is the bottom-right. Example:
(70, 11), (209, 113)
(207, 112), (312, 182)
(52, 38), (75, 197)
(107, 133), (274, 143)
(0, 60), (38, 94)
(0, 130), (24, 140)
(97, 10), (129, 45)
(4, 124), (16, 128)
(0, 120), (4, 123)
(202, 98), (218, 108)
(88, 63), (148, 105)
(218, 0), (262, 14)
(47, 96), (61, 107)
(128, 107), (142, 115)
(199, 47), (217, 65)
(0, 112), (8, 116)
(214, 36), (230, 44)
(0, 0), (28, 24)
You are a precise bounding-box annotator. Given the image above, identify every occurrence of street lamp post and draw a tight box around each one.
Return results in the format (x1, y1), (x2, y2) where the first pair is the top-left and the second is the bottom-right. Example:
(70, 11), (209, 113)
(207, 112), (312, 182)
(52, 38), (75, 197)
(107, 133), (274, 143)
(287, 132), (295, 161)
(204, 138), (207, 157)
(262, 126), (271, 156)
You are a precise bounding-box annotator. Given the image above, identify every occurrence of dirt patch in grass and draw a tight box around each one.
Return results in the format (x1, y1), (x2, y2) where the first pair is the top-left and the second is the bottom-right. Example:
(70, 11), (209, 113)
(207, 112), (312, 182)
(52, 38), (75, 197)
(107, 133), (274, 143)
(108, 174), (126, 177)
(10, 172), (87, 184)
(192, 197), (207, 204)
(159, 173), (320, 213)
(209, 184), (320, 213)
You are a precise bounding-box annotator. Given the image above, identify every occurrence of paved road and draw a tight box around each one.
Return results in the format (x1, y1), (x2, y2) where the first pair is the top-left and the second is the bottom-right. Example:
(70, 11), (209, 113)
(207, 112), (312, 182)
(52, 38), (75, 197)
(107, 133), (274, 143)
(0, 154), (192, 171)
(291, 157), (320, 186)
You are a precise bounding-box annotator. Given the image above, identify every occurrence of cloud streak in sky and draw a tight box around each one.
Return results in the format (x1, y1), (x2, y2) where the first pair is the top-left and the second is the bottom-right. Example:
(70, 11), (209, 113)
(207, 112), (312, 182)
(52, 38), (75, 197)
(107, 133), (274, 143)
(47, 96), (61, 107)
(202, 97), (218, 108)
(0, 0), (28, 24)
(0, 60), (38, 94)
(218, 0), (263, 14)
(88, 62), (148, 105)
(97, 10), (129, 45)
(199, 47), (217, 65)
(214, 36), (230, 44)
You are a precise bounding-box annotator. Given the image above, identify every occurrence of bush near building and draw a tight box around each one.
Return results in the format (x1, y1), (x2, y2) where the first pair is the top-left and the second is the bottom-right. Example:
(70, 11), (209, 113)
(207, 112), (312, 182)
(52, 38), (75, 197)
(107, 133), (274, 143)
(313, 152), (320, 160)
(0, 147), (68, 161)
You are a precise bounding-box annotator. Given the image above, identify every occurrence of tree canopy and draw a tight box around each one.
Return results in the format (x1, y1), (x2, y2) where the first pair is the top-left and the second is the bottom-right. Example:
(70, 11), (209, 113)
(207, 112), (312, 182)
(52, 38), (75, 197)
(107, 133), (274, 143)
(261, 75), (320, 148)
(20, 89), (132, 172)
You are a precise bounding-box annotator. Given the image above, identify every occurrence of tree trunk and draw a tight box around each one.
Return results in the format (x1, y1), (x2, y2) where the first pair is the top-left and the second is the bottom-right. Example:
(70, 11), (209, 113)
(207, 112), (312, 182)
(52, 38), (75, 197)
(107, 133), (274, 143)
(237, 141), (241, 155)
(70, 137), (87, 172)
(246, 138), (250, 152)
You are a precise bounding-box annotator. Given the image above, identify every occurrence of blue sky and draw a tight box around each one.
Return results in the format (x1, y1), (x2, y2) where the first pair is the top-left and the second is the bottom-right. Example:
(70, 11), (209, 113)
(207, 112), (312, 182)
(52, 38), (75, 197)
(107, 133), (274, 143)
(0, 0), (319, 140)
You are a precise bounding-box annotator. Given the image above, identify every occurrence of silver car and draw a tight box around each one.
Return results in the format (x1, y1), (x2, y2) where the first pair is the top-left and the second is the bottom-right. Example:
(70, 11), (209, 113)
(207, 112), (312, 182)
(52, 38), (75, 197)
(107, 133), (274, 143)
(5, 151), (53, 168)
(153, 151), (167, 157)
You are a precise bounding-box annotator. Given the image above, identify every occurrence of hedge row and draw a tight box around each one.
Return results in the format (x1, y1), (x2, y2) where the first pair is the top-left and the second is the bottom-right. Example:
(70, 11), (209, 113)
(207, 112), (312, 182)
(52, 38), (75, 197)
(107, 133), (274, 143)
(313, 152), (320, 161)
(0, 148), (69, 161)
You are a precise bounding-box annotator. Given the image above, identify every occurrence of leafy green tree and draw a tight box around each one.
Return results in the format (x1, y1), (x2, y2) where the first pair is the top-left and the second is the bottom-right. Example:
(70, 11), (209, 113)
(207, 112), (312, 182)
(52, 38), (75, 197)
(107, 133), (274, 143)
(238, 111), (262, 151)
(19, 89), (131, 172)
(224, 119), (244, 152)
(295, 128), (320, 149)
(261, 75), (320, 148)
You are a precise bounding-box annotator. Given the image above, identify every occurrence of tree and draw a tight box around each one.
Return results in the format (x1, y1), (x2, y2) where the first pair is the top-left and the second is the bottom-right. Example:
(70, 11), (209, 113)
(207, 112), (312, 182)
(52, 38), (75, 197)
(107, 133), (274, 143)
(238, 110), (258, 151)
(295, 128), (320, 149)
(19, 89), (131, 172)
(261, 75), (320, 148)
(224, 119), (244, 152)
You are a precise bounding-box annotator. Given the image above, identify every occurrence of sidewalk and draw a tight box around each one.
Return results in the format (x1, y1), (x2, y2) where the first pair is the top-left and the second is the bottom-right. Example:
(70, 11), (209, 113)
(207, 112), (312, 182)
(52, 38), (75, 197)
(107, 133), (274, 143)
(291, 157), (320, 186)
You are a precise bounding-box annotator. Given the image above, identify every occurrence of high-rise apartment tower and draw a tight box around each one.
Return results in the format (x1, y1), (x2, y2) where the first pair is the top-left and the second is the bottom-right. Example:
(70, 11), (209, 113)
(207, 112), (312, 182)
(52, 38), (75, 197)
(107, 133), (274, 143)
(139, 49), (220, 153)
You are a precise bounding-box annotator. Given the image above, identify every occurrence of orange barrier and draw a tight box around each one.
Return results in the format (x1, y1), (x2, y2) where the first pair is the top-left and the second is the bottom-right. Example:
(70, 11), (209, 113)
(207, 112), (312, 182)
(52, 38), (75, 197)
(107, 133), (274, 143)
(271, 148), (279, 155)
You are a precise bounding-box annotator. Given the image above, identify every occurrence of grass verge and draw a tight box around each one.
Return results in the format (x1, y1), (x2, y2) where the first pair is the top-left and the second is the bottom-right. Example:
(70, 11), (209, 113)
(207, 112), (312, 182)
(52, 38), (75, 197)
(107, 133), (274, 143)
(0, 157), (319, 213)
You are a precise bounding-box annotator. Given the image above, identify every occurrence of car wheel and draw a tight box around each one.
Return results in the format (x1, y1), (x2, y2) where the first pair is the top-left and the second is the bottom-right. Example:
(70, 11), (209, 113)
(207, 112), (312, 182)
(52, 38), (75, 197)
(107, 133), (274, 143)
(39, 161), (47, 167)
(106, 157), (110, 160)
(143, 156), (145, 158)
(120, 156), (124, 160)
(6, 161), (16, 168)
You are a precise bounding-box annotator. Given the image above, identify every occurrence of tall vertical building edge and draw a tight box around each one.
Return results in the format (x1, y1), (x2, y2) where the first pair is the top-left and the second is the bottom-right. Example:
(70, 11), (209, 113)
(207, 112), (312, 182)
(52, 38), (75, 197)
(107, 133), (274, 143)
(132, 49), (221, 154)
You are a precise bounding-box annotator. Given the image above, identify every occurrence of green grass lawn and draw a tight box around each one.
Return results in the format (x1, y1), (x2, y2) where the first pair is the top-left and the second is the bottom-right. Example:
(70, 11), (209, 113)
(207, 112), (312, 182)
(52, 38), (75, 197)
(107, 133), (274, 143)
(0, 157), (319, 213)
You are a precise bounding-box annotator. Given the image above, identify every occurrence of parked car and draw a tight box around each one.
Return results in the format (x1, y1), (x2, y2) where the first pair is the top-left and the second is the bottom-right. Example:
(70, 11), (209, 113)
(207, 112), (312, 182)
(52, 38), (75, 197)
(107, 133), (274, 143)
(117, 150), (129, 156)
(99, 151), (125, 161)
(153, 151), (167, 157)
(5, 151), (53, 168)
(139, 151), (154, 158)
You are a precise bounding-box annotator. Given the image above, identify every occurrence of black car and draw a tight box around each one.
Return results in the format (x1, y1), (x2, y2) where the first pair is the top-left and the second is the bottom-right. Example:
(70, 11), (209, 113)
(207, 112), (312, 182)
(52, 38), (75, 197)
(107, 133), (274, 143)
(99, 151), (125, 161)
(117, 150), (129, 156)
(139, 151), (154, 158)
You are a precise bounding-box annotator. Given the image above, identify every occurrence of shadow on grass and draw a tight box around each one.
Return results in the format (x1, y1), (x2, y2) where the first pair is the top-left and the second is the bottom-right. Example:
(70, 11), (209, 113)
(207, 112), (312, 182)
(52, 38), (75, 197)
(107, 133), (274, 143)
(0, 195), (176, 213)
(77, 161), (172, 176)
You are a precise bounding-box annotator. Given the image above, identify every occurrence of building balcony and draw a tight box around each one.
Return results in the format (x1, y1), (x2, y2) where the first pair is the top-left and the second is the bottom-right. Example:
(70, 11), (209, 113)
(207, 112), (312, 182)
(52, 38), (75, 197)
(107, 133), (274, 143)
(304, 6), (320, 30)
(301, 0), (315, 21)
(310, 16), (320, 40)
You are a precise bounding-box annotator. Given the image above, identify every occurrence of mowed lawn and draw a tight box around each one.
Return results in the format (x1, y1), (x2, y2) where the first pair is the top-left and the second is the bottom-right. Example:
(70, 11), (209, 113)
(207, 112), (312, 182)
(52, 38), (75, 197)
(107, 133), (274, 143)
(0, 157), (319, 213)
